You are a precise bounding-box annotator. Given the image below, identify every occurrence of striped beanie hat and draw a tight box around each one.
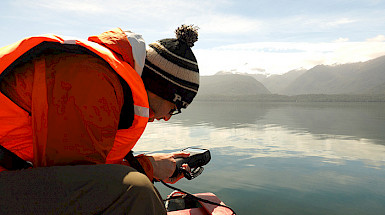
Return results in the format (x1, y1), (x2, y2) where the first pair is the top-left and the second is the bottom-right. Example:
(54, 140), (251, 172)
(141, 24), (199, 109)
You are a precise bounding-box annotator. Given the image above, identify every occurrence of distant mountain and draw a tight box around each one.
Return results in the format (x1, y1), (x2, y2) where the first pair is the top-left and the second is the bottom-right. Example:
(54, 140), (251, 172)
(199, 55), (385, 98)
(283, 56), (385, 95)
(366, 82), (385, 94)
(248, 69), (307, 94)
(197, 74), (271, 97)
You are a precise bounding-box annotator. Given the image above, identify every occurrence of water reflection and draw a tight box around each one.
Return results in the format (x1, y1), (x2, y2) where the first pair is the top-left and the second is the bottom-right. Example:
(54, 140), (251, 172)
(136, 102), (385, 168)
(177, 101), (385, 145)
(134, 101), (385, 215)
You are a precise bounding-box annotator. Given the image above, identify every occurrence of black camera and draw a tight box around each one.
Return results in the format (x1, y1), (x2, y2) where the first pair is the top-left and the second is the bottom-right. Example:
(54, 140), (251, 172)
(171, 147), (211, 180)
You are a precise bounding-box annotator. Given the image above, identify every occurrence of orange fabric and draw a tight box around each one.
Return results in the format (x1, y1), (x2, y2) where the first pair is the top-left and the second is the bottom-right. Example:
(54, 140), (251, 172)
(46, 53), (123, 166)
(88, 28), (135, 69)
(0, 29), (151, 177)
(31, 57), (49, 166)
(0, 92), (32, 172)
(85, 31), (149, 112)
(0, 35), (64, 74)
(1, 52), (123, 167)
(84, 30), (150, 163)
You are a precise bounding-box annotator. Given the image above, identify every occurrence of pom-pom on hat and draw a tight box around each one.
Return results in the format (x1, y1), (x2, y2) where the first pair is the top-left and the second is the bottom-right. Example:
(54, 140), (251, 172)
(141, 24), (199, 109)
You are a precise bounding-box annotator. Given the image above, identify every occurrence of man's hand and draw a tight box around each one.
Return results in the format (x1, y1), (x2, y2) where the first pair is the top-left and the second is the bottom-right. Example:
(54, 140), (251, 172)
(147, 152), (190, 183)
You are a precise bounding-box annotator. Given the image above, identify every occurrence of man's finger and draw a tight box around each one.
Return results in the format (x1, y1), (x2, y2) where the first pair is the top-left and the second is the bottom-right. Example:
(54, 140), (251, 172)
(181, 163), (191, 173)
(172, 152), (190, 158)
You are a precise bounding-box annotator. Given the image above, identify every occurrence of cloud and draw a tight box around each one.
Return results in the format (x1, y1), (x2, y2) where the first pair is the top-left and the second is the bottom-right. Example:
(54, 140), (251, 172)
(261, 15), (355, 32)
(195, 14), (262, 34)
(13, 0), (260, 36)
(6, 0), (385, 77)
(366, 35), (385, 42)
(325, 18), (356, 27)
(19, 0), (224, 17)
(195, 35), (385, 75)
(334, 38), (350, 43)
(18, 0), (105, 13)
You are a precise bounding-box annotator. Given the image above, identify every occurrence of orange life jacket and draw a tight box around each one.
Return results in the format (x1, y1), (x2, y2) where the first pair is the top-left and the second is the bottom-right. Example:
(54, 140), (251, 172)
(0, 29), (149, 171)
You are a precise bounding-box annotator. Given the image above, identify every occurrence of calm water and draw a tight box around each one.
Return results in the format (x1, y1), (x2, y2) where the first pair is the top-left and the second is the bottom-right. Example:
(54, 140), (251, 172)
(134, 101), (385, 215)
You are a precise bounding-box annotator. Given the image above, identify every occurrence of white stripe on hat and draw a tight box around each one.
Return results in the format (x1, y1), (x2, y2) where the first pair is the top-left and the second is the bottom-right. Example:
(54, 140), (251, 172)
(144, 64), (198, 93)
(151, 42), (198, 66)
(146, 46), (199, 85)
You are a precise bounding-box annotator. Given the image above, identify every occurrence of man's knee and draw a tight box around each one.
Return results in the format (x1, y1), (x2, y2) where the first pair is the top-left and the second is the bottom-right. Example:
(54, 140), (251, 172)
(121, 168), (155, 193)
(101, 165), (166, 214)
(101, 165), (157, 197)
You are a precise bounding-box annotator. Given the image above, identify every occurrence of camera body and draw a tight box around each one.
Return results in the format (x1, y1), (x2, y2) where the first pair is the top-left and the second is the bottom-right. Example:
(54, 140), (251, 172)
(171, 147), (211, 180)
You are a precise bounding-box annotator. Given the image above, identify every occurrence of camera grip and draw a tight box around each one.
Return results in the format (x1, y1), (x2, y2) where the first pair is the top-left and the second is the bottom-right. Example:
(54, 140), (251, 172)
(171, 157), (185, 178)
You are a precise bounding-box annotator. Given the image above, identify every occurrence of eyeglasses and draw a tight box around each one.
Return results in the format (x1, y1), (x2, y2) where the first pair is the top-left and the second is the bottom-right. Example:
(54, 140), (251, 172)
(169, 108), (181, 115)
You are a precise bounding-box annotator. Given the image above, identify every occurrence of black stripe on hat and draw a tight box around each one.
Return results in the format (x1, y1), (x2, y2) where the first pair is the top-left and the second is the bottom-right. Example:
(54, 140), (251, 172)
(149, 42), (199, 72)
(144, 60), (199, 92)
(142, 65), (197, 108)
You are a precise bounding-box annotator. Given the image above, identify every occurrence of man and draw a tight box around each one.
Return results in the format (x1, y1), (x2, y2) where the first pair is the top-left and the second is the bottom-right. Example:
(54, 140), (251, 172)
(0, 25), (199, 214)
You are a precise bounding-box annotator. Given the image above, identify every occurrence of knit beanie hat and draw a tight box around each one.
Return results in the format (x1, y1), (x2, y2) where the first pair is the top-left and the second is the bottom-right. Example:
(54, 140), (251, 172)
(141, 24), (199, 109)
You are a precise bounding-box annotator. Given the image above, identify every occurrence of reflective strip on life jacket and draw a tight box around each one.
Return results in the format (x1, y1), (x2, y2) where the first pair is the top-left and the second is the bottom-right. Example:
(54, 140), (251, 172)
(134, 105), (150, 118)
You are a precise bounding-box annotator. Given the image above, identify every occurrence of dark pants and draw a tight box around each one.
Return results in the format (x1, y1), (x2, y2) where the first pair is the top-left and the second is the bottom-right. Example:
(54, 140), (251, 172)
(0, 164), (167, 214)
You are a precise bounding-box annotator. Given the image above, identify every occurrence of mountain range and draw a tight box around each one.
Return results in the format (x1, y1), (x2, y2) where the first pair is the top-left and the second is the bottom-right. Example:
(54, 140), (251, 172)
(198, 55), (385, 97)
(198, 73), (271, 96)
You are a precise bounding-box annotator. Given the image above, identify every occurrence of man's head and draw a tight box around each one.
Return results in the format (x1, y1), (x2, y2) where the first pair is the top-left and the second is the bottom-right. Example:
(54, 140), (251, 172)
(142, 25), (199, 121)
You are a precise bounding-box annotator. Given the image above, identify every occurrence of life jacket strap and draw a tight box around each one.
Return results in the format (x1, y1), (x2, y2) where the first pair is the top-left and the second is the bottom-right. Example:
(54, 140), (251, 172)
(124, 150), (146, 175)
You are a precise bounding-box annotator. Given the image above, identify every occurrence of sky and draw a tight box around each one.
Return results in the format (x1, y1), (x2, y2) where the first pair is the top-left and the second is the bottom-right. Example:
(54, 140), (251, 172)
(2, 0), (385, 76)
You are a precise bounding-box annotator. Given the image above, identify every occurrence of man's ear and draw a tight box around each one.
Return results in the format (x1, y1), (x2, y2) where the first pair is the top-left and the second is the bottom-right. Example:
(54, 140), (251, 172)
(146, 90), (164, 111)
(146, 90), (156, 105)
